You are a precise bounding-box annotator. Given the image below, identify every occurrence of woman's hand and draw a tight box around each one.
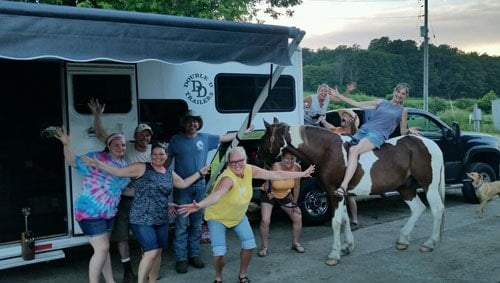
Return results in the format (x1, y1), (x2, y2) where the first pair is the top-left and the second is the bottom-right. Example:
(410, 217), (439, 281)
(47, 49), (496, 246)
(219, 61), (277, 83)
(177, 200), (201, 217)
(408, 127), (422, 136)
(82, 155), (98, 167)
(303, 164), (315, 177)
(54, 126), (70, 145)
(329, 87), (343, 102)
(244, 124), (255, 134)
(346, 82), (357, 92)
(88, 98), (105, 115)
(168, 203), (179, 218)
(199, 165), (210, 176)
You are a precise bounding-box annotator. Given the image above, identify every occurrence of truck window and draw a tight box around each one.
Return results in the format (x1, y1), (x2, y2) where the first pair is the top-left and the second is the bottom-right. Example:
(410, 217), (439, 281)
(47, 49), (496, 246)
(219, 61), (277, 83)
(215, 74), (295, 113)
(408, 113), (442, 138)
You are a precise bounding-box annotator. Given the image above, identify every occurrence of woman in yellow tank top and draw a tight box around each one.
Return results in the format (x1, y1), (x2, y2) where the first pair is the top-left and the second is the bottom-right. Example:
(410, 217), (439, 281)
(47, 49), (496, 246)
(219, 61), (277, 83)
(257, 149), (304, 257)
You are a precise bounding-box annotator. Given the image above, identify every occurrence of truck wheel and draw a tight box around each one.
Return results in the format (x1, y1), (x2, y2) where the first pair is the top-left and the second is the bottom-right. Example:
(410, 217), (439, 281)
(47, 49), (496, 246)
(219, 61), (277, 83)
(462, 162), (495, 203)
(298, 178), (331, 226)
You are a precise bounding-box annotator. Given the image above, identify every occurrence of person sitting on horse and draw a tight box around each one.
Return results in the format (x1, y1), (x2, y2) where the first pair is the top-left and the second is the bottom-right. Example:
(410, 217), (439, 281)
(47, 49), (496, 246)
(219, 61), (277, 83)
(257, 149), (305, 257)
(331, 82), (421, 198)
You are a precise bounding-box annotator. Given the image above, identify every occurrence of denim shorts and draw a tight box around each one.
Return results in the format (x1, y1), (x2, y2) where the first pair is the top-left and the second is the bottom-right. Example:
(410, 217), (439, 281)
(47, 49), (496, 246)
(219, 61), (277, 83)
(78, 217), (115, 237)
(207, 215), (256, 257)
(353, 127), (386, 148)
(131, 223), (169, 252)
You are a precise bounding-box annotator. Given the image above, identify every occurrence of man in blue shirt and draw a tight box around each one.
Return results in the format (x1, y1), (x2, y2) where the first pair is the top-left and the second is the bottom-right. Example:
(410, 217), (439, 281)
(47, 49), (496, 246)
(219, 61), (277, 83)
(168, 110), (253, 274)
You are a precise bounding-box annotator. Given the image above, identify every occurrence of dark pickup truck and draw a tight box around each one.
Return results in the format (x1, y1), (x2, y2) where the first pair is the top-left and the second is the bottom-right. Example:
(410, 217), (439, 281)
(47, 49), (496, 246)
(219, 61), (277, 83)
(218, 108), (500, 226)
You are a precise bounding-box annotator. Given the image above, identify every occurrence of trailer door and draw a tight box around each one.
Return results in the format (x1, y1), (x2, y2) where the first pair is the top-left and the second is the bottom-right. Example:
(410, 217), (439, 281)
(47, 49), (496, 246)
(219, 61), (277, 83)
(66, 63), (138, 234)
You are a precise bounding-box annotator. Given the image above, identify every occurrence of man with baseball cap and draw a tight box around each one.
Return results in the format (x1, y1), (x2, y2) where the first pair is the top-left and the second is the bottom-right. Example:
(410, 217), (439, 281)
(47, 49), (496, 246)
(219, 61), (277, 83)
(88, 98), (153, 282)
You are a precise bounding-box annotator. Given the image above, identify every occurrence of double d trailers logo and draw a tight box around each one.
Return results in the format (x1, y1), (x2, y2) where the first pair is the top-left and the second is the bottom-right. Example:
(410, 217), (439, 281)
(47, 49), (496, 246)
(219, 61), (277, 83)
(184, 73), (214, 105)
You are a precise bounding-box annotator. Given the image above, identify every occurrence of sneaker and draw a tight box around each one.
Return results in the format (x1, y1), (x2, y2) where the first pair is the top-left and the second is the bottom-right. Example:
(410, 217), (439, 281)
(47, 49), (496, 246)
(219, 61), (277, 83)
(175, 260), (188, 273)
(188, 256), (205, 268)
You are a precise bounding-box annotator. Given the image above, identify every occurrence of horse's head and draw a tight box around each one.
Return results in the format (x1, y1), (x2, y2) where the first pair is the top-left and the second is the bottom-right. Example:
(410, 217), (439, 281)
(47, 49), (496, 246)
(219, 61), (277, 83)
(258, 117), (291, 167)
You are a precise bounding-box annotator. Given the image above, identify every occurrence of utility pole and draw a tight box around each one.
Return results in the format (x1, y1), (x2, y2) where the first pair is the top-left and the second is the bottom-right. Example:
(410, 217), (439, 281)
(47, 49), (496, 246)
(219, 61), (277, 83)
(421, 0), (429, 111)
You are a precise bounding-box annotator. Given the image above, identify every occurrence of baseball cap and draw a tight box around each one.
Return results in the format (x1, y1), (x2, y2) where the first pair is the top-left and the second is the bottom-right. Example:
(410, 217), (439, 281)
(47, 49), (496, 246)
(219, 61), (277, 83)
(135, 123), (153, 135)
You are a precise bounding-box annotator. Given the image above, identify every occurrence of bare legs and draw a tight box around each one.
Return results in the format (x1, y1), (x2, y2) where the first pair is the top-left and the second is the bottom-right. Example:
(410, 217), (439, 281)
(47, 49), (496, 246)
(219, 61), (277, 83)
(137, 249), (162, 283)
(259, 201), (303, 253)
(214, 256), (224, 282)
(258, 202), (273, 250)
(239, 249), (253, 281)
(88, 233), (115, 283)
(338, 139), (376, 193)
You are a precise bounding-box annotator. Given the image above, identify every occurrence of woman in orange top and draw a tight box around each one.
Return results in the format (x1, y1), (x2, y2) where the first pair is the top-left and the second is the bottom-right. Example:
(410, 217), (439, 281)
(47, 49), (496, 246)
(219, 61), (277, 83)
(257, 149), (304, 257)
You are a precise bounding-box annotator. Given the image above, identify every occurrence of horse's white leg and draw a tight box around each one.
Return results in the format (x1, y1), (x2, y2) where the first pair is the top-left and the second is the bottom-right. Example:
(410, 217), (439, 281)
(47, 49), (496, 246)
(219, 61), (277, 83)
(326, 199), (345, 266)
(397, 197), (426, 250)
(421, 188), (445, 252)
(340, 204), (354, 256)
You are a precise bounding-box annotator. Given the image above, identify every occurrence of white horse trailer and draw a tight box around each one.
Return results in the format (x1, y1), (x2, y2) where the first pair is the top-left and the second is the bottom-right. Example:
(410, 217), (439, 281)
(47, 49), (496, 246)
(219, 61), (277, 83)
(0, 1), (304, 269)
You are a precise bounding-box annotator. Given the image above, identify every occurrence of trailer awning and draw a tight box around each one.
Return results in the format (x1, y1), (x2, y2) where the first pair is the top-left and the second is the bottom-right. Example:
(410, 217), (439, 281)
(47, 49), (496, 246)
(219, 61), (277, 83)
(0, 2), (303, 66)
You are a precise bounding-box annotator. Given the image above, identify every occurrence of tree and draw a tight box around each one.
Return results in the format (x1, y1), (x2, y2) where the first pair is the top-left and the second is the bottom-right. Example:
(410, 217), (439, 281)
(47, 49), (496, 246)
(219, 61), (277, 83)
(16, 0), (303, 21)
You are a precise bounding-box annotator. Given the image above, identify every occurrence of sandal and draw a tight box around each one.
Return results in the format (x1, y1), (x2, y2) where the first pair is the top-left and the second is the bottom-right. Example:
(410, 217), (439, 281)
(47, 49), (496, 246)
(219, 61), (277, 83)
(334, 186), (346, 198)
(291, 243), (305, 253)
(239, 276), (251, 283)
(257, 246), (268, 257)
(350, 222), (359, 231)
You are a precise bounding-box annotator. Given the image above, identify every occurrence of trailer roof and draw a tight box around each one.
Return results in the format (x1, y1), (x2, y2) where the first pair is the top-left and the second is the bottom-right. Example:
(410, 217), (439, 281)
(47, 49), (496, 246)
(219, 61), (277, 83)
(0, 1), (303, 66)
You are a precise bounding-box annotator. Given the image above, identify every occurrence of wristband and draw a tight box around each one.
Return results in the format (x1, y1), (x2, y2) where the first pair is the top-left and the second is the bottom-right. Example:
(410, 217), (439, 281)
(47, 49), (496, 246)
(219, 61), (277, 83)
(198, 170), (203, 177)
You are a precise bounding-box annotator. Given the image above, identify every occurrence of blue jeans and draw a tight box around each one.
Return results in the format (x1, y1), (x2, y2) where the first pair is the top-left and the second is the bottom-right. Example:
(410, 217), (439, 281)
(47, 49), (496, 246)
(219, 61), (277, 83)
(78, 217), (115, 237)
(131, 223), (169, 252)
(173, 182), (205, 261)
(207, 215), (257, 256)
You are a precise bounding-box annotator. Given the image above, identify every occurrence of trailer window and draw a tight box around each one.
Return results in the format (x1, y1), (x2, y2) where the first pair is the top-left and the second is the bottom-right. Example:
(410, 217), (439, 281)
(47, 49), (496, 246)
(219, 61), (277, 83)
(72, 74), (133, 114)
(215, 74), (295, 113)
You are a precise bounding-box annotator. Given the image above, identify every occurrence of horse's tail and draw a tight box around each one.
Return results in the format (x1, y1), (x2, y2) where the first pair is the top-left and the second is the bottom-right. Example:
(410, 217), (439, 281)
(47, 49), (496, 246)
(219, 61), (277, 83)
(438, 156), (446, 203)
(424, 136), (446, 238)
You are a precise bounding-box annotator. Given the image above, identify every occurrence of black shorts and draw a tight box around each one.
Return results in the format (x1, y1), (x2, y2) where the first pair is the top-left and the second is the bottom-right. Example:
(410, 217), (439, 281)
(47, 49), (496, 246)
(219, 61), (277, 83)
(259, 190), (293, 205)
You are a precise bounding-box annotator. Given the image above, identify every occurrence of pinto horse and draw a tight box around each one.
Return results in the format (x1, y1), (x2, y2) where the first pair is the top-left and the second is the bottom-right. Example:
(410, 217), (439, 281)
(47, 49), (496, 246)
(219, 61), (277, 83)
(261, 118), (445, 266)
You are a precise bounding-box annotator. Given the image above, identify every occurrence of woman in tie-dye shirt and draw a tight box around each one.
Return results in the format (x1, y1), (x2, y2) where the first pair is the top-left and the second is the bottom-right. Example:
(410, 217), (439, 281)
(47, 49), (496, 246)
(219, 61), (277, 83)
(55, 128), (130, 283)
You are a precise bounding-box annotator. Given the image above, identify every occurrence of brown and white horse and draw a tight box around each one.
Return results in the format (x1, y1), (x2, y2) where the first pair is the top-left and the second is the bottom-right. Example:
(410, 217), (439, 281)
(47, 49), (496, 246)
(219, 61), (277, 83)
(260, 118), (445, 266)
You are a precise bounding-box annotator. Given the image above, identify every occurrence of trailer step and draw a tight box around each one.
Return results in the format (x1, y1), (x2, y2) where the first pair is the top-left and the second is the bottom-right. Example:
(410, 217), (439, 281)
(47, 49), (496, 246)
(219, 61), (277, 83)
(0, 250), (65, 270)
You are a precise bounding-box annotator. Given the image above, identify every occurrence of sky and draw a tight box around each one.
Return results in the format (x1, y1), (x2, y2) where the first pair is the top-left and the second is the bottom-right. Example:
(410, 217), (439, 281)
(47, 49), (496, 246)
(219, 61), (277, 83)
(258, 0), (500, 56)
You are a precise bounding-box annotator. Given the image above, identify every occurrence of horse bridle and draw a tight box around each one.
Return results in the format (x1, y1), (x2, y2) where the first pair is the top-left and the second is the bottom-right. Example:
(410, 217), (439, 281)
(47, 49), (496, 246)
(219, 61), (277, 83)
(267, 124), (289, 157)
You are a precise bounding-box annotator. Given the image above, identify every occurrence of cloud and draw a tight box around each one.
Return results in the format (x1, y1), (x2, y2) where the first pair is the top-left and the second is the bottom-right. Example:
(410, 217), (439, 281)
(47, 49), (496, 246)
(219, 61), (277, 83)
(258, 0), (500, 56)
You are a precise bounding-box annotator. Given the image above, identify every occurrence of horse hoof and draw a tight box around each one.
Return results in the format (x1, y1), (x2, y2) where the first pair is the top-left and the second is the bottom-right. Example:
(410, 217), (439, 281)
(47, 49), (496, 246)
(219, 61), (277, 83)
(325, 258), (340, 266)
(419, 246), (433, 252)
(396, 243), (408, 250)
